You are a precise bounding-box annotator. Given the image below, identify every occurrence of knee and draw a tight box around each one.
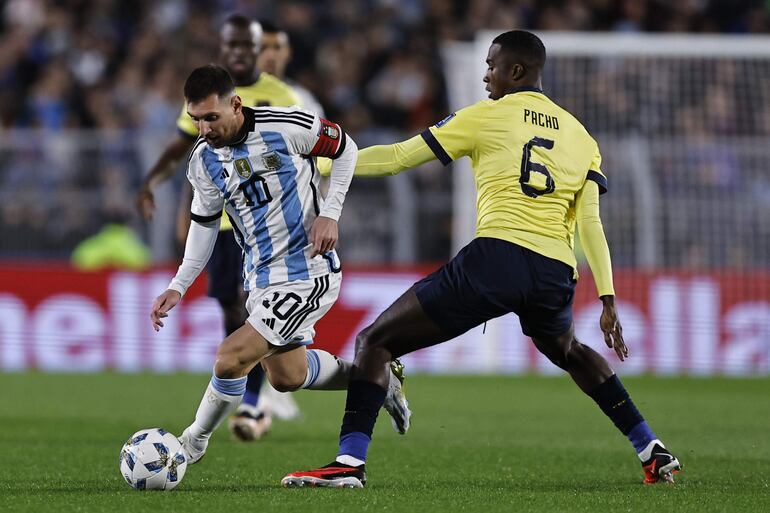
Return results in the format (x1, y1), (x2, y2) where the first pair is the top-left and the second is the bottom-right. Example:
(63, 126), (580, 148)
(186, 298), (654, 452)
(267, 372), (306, 392)
(534, 336), (577, 370)
(214, 343), (248, 379)
(354, 327), (392, 365)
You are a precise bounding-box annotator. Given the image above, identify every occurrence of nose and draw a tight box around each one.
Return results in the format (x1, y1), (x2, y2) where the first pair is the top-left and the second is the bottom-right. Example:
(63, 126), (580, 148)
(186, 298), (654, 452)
(198, 122), (211, 137)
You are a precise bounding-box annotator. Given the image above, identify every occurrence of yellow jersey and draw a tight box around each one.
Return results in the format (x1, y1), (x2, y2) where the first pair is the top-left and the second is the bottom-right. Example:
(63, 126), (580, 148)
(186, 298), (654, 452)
(177, 72), (301, 230)
(421, 87), (607, 272)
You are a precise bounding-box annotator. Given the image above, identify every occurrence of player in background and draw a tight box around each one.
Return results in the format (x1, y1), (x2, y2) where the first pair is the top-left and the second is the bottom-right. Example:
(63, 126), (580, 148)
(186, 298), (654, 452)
(283, 30), (681, 488)
(150, 65), (410, 466)
(257, 20), (325, 118)
(135, 14), (302, 442)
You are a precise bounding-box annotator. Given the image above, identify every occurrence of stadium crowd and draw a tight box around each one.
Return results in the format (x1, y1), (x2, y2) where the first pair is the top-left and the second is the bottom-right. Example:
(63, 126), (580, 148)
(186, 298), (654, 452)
(0, 0), (768, 267)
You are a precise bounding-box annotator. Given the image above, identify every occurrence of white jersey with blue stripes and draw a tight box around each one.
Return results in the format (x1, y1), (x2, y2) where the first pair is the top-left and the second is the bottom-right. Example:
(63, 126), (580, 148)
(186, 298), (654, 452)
(187, 106), (345, 290)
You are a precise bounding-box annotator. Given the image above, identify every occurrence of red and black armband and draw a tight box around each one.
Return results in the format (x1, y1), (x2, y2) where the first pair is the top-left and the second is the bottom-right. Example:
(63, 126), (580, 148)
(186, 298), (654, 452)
(310, 119), (347, 159)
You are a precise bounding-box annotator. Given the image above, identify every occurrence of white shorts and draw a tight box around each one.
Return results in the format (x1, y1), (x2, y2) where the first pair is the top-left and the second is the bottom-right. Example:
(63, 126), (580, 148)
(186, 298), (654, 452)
(245, 272), (341, 347)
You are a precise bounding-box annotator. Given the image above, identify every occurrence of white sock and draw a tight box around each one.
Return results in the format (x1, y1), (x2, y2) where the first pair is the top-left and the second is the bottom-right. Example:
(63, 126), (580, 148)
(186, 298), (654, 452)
(301, 349), (353, 390)
(188, 374), (246, 440)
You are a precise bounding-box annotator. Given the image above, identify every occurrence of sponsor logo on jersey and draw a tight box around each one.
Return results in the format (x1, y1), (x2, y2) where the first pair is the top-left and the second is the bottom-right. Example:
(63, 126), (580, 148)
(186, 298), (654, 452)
(323, 124), (340, 139)
(435, 112), (456, 128)
(234, 157), (253, 178)
(261, 151), (281, 171)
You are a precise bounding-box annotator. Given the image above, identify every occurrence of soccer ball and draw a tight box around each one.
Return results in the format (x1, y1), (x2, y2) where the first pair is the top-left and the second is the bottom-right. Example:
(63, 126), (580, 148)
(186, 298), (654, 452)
(119, 428), (187, 490)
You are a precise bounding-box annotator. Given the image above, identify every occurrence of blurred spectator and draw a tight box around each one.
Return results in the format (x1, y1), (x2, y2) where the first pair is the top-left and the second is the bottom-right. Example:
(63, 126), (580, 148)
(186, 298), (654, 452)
(71, 217), (151, 271)
(0, 0), (768, 267)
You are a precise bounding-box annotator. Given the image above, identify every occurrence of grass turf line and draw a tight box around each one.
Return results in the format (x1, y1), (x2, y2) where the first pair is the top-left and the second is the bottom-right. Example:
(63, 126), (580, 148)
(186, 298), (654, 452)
(1, 373), (768, 513)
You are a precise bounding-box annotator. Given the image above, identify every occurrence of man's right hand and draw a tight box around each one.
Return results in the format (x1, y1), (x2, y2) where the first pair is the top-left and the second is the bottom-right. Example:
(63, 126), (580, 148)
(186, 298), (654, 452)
(151, 289), (182, 332)
(137, 185), (155, 220)
(600, 295), (627, 362)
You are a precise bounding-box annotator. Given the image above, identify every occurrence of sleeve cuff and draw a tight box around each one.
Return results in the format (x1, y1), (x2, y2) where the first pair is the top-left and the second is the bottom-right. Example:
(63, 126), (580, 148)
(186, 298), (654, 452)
(191, 211), (221, 223)
(167, 281), (187, 297)
(586, 170), (608, 194)
(420, 129), (452, 166)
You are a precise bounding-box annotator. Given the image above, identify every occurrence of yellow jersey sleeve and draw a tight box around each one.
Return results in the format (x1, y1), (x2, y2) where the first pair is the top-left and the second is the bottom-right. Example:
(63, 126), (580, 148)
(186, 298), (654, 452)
(585, 144), (608, 194)
(576, 180), (614, 297)
(420, 102), (485, 164)
(176, 103), (198, 139)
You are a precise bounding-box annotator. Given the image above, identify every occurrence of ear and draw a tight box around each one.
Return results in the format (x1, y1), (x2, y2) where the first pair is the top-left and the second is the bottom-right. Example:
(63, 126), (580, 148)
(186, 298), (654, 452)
(231, 94), (243, 114)
(511, 63), (526, 82)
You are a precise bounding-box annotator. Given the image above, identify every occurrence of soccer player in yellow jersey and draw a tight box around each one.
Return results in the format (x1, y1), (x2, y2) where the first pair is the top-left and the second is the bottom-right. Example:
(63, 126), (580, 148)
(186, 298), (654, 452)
(284, 30), (681, 489)
(135, 14), (301, 442)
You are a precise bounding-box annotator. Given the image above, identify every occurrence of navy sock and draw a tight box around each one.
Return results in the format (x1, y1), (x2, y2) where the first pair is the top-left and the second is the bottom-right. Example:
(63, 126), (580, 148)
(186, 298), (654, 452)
(242, 364), (266, 408)
(338, 380), (387, 463)
(588, 374), (656, 453)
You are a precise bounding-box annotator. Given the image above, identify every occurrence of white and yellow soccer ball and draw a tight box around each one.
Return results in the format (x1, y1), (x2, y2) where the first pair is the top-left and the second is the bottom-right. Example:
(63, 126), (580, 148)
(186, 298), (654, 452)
(119, 428), (187, 490)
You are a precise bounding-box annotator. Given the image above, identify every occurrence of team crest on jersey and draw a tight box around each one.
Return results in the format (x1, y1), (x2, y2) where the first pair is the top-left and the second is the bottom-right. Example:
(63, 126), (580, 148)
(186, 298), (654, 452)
(435, 112), (456, 128)
(322, 124), (340, 140)
(234, 158), (253, 178)
(261, 151), (281, 171)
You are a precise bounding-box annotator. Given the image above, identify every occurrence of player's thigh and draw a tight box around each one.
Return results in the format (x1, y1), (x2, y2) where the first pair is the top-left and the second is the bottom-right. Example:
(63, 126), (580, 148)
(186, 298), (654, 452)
(376, 239), (521, 359)
(261, 345), (308, 390)
(359, 285), (455, 360)
(517, 251), (577, 341)
(215, 322), (273, 377)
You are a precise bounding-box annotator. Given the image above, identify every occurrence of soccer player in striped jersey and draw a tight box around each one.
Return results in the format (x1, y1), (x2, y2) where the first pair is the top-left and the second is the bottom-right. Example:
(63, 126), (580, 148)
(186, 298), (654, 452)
(136, 14), (303, 441)
(150, 65), (410, 465)
(284, 30), (680, 488)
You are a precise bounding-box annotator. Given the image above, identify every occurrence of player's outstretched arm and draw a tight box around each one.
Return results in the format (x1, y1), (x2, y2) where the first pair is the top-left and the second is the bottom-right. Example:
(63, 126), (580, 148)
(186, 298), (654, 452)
(318, 134), (437, 178)
(136, 135), (196, 220)
(575, 180), (627, 361)
(150, 217), (219, 331)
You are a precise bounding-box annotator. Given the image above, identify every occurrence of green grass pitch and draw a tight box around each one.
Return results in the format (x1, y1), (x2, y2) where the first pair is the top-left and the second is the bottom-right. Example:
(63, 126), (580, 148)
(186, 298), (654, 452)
(1, 373), (768, 512)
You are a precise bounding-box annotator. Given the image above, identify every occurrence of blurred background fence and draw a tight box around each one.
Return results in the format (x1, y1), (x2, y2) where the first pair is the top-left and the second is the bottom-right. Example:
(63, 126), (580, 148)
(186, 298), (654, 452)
(0, 1), (768, 375)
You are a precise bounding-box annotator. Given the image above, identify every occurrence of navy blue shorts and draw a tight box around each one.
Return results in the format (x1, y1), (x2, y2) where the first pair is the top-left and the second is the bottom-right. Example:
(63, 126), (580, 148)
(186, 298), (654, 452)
(206, 230), (244, 301)
(414, 237), (576, 340)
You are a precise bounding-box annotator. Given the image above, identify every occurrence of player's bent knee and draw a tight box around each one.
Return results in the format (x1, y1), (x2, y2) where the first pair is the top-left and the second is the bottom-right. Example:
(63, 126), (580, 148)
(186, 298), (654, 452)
(213, 342), (253, 378)
(265, 364), (307, 392)
(213, 356), (242, 379)
(532, 335), (574, 370)
(268, 376), (302, 393)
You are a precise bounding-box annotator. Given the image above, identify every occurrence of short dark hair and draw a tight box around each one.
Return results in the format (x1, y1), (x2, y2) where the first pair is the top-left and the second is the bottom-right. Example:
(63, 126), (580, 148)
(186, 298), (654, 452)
(258, 19), (280, 34)
(223, 13), (255, 30)
(492, 30), (546, 72)
(184, 65), (235, 103)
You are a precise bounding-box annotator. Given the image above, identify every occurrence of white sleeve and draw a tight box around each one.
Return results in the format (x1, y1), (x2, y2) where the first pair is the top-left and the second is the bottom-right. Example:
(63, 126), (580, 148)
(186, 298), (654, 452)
(319, 135), (357, 221)
(168, 218), (220, 296)
(188, 145), (225, 222)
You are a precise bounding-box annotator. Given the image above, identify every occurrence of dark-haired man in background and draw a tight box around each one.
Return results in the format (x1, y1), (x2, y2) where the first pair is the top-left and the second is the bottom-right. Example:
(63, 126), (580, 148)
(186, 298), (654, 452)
(257, 20), (325, 118)
(284, 30), (680, 489)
